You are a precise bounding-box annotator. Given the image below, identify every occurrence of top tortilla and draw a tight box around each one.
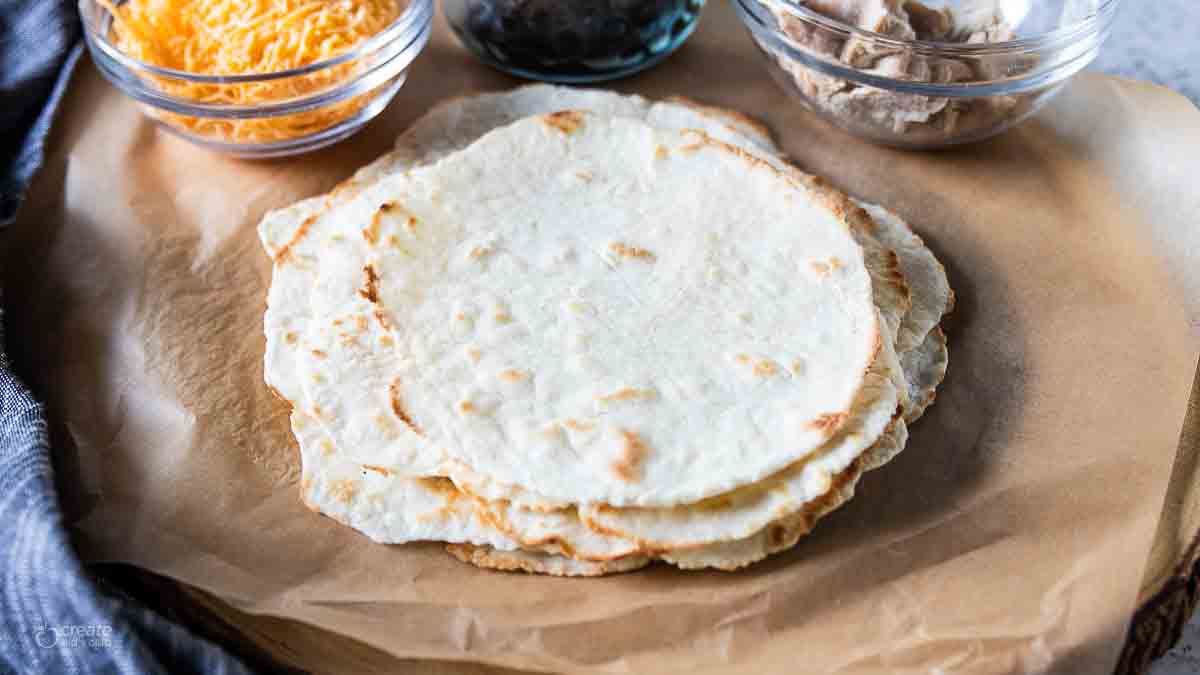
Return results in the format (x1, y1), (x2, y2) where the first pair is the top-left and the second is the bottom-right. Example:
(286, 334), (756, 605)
(293, 111), (881, 506)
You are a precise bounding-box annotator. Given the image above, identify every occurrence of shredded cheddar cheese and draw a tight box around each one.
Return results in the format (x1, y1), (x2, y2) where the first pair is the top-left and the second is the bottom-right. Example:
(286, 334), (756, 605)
(100, 0), (402, 144)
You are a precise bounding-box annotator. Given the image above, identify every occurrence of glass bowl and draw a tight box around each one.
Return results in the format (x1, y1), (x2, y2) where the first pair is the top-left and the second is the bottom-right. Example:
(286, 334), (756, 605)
(735, 0), (1121, 148)
(80, 0), (434, 158)
(444, 0), (707, 83)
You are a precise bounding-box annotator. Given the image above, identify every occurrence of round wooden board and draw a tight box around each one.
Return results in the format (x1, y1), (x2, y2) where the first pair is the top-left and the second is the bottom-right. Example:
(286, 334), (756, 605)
(1117, 362), (1200, 675)
(97, 363), (1200, 675)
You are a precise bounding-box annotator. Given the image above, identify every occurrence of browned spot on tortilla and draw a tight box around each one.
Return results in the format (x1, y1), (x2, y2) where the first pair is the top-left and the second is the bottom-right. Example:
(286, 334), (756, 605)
(329, 177), (361, 201)
(416, 476), (460, 500)
(374, 307), (393, 331)
(810, 260), (831, 277)
(329, 479), (358, 504)
(367, 201), (415, 240)
(753, 359), (781, 377)
(332, 319), (343, 326)
(493, 312), (513, 324)
(469, 245), (492, 260)
(611, 430), (649, 482)
(362, 464), (391, 477)
(454, 312), (469, 322)
(847, 205), (875, 235)
(734, 352), (786, 377)
(679, 142), (704, 153)
(597, 387), (656, 403)
(791, 359), (806, 375)
(274, 214), (316, 262)
(498, 368), (528, 383)
(695, 494), (735, 511)
(354, 315), (369, 332)
(311, 349), (327, 359)
(320, 439), (334, 456)
(363, 213), (381, 245)
(358, 265), (380, 303)
(385, 235), (401, 248)
(457, 400), (476, 414)
(578, 508), (632, 539)
(465, 346), (482, 363)
(608, 242), (656, 262)
(467, 502), (616, 559)
(378, 332), (394, 346)
(563, 418), (595, 432)
(373, 413), (395, 431)
(311, 405), (323, 418)
(311, 373), (325, 383)
(265, 384), (291, 407)
(389, 379), (421, 433)
(284, 332), (298, 344)
(768, 523), (788, 547)
(575, 170), (593, 182)
(829, 257), (844, 271)
(807, 412), (847, 435)
(654, 145), (669, 160)
(543, 110), (584, 134)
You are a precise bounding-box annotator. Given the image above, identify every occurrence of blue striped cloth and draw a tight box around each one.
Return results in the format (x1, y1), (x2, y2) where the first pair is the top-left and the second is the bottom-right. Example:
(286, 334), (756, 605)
(0, 1), (252, 672)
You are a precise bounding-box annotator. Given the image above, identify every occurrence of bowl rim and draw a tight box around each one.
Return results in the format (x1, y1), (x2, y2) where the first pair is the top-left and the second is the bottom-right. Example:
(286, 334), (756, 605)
(147, 73), (409, 156)
(89, 18), (430, 117)
(763, 0), (1120, 53)
(736, 0), (1113, 97)
(79, 0), (433, 84)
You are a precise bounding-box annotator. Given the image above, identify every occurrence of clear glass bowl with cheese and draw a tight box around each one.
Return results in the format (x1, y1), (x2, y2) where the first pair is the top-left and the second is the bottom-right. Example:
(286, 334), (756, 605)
(734, 0), (1121, 148)
(80, 0), (433, 158)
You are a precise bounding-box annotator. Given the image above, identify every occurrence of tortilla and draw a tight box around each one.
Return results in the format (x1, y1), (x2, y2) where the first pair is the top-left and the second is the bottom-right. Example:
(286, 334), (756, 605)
(298, 111), (882, 507)
(261, 87), (953, 573)
(446, 544), (651, 577)
(294, 410), (518, 549)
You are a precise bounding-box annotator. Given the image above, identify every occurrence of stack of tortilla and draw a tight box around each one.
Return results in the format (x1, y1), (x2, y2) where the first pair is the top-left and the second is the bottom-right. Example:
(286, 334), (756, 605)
(258, 86), (952, 576)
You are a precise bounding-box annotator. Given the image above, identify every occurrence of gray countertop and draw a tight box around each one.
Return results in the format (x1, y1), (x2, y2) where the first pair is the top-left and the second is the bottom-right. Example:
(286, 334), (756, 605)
(1155, 618), (1200, 675)
(1091, 0), (1199, 104)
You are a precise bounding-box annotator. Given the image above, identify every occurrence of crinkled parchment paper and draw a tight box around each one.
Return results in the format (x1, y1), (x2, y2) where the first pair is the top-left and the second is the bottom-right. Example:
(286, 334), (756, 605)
(3, 3), (1199, 673)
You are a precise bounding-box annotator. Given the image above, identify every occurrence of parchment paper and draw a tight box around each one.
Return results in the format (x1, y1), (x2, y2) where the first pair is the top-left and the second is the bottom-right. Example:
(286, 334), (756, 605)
(4, 3), (1200, 673)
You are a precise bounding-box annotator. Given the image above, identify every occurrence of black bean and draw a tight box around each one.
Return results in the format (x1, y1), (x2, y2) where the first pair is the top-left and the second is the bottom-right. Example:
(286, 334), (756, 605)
(601, 16), (629, 39)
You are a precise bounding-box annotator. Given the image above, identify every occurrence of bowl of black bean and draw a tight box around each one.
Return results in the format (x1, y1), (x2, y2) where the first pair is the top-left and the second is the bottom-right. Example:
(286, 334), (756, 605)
(444, 0), (707, 83)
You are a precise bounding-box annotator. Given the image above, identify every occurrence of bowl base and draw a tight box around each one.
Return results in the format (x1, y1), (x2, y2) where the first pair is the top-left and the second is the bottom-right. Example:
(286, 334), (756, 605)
(144, 74), (407, 159)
